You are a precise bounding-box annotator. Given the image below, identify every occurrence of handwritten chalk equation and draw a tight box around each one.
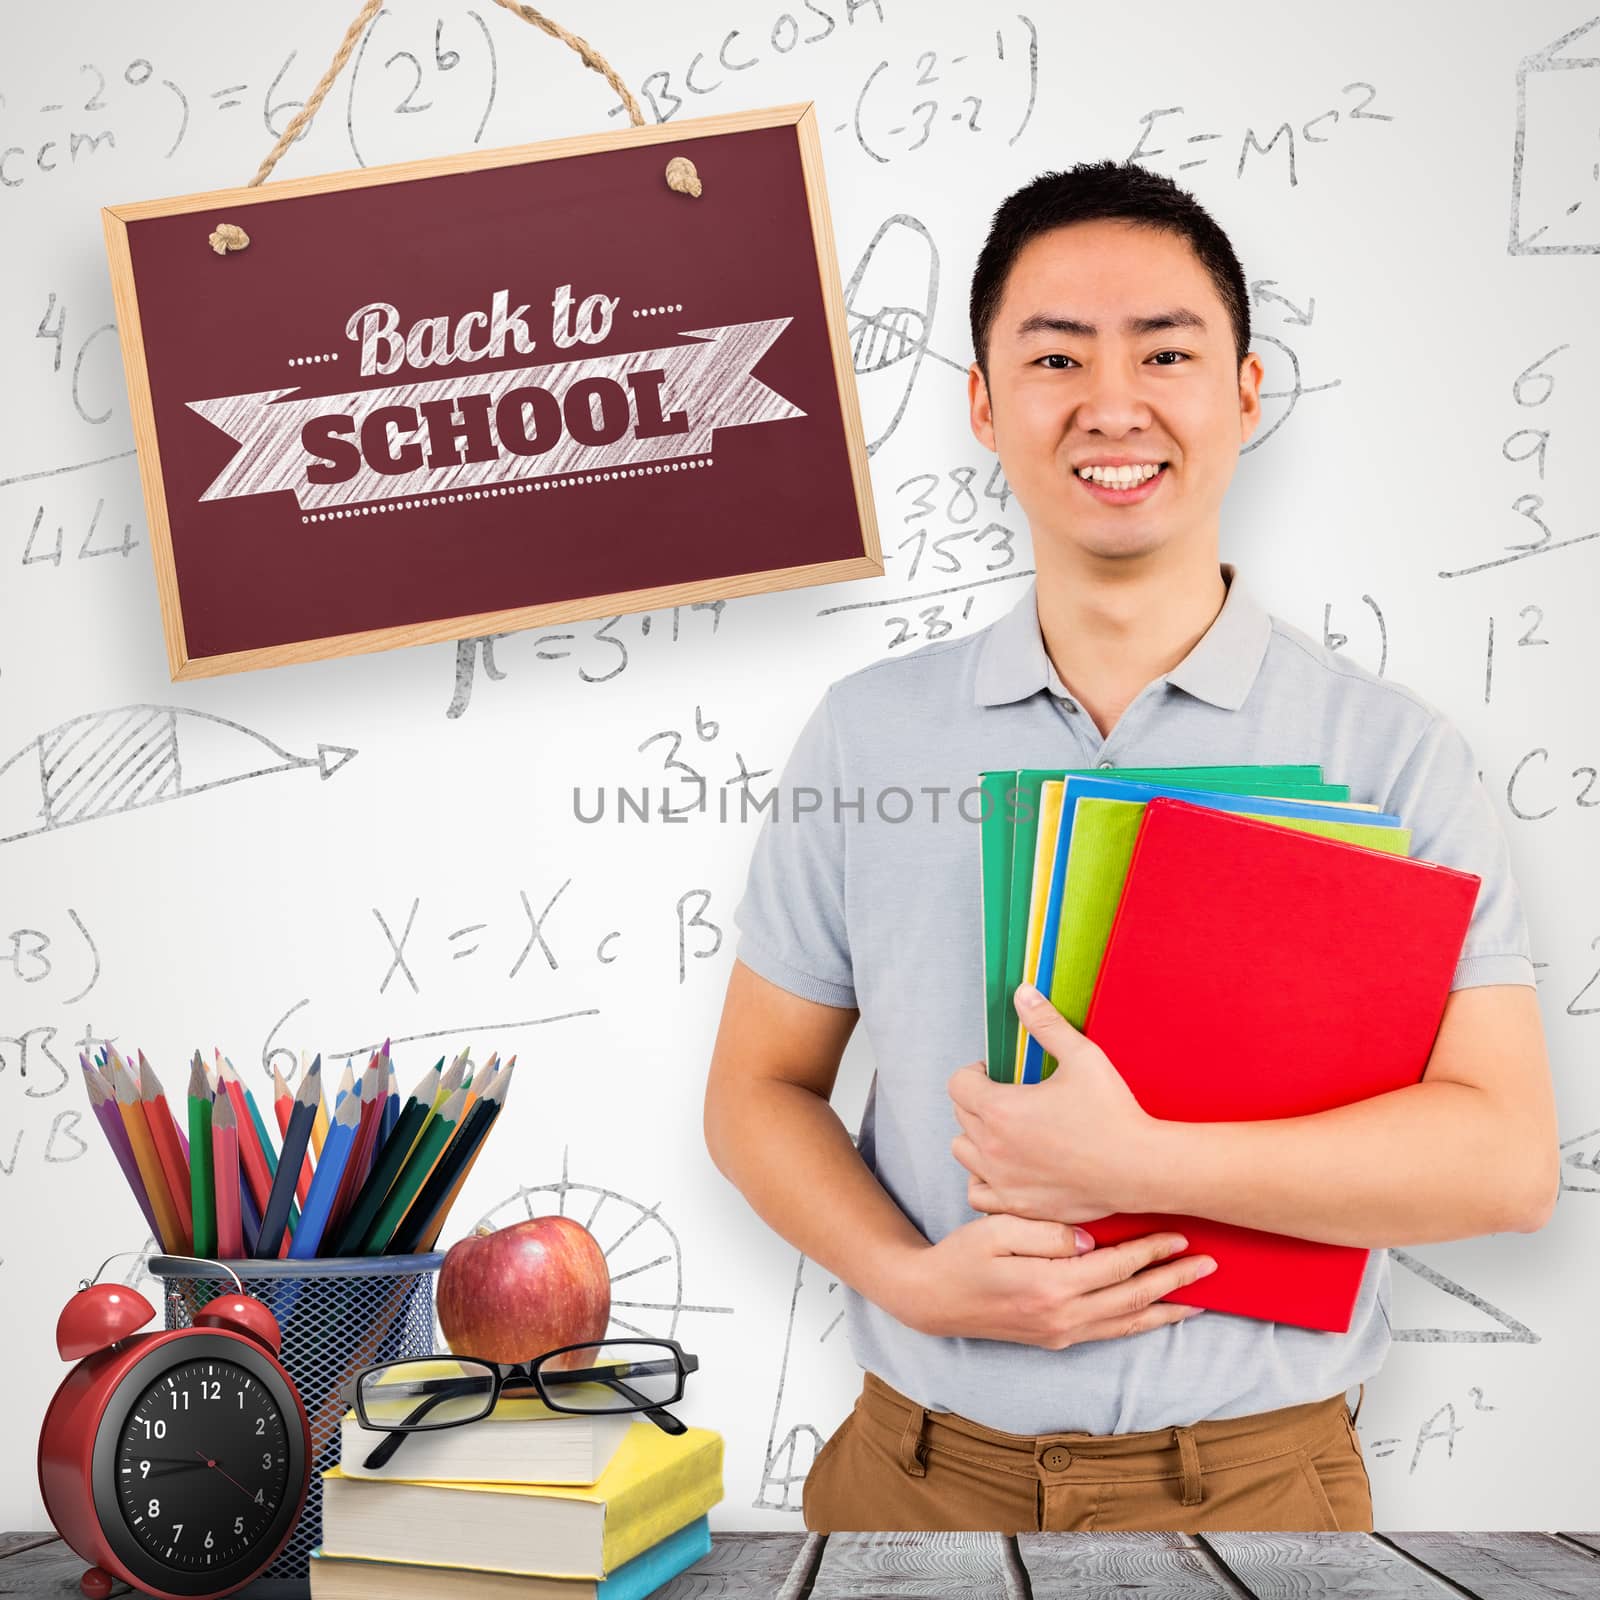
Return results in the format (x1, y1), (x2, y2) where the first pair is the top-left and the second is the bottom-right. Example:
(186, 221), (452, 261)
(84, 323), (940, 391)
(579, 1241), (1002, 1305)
(1360, 1384), (1498, 1473)
(1441, 343), (1599, 580)
(366, 881), (728, 991)
(1129, 81), (1395, 187)
(615, 0), (889, 126)
(446, 601), (727, 718)
(839, 17), (1039, 166)
(345, 8), (497, 167)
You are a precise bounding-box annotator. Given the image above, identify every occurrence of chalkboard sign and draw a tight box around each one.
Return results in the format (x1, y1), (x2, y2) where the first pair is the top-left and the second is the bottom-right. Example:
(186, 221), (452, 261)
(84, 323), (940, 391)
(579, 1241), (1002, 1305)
(102, 103), (881, 679)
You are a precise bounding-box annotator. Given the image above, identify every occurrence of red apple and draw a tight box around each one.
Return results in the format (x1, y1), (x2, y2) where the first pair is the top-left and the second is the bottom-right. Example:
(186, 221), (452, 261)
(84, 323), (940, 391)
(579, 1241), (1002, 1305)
(436, 1216), (611, 1366)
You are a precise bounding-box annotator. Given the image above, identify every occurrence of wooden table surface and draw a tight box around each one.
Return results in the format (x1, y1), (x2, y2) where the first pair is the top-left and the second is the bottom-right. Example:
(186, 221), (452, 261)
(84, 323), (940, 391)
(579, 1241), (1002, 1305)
(5, 1529), (1600, 1597)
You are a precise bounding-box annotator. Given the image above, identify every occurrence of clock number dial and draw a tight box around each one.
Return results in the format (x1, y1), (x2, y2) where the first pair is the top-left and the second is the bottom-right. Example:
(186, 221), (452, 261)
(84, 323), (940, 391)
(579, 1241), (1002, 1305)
(114, 1360), (290, 1572)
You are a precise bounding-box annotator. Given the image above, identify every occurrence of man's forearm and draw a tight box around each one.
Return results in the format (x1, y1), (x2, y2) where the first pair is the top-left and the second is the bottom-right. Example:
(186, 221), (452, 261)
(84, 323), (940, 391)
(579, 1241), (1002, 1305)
(706, 1079), (928, 1315)
(1133, 1080), (1550, 1246)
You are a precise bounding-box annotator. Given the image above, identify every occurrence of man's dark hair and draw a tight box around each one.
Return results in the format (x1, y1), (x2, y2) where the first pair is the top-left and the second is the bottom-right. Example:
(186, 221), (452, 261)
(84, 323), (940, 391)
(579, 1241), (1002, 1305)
(969, 160), (1250, 379)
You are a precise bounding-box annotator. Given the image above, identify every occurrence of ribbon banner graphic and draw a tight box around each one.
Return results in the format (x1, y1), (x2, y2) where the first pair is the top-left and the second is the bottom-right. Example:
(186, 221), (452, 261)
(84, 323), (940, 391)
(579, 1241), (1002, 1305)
(187, 318), (804, 511)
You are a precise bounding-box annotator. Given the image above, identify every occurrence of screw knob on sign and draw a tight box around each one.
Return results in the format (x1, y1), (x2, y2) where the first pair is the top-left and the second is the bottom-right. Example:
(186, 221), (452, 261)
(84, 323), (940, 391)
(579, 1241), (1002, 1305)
(55, 1284), (155, 1362)
(194, 1295), (282, 1355)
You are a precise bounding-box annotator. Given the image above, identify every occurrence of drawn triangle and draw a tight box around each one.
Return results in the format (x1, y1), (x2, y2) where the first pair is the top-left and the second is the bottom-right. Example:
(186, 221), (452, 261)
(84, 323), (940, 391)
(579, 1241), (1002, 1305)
(1389, 1248), (1537, 1343)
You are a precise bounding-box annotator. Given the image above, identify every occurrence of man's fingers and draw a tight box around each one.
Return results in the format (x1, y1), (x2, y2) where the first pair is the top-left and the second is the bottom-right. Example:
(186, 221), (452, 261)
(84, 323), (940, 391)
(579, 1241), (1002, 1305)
(1013, 982), (1090, 1059)
(990, 1213), (1102, 1257)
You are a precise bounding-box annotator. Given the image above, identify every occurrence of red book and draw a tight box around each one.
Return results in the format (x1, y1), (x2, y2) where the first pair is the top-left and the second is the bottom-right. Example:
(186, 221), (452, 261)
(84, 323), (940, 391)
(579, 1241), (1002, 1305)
(1079, 797), (1481, 1332)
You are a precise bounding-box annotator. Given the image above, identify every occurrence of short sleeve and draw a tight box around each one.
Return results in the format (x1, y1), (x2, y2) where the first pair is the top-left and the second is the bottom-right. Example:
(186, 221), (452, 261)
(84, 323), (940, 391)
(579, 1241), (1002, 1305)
(731, 688), (857, 1009)
(1383, 714), (1536, 990)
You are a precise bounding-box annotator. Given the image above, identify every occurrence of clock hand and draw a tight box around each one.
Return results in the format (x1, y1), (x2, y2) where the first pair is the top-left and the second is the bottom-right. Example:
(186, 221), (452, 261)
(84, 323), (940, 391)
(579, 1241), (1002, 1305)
(194, 1450), (257, 1502)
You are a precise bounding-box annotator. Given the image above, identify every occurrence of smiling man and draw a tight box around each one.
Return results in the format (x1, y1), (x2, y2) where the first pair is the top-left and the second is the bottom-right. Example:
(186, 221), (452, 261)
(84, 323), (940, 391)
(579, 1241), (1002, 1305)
(702, 161), (1559, 1532)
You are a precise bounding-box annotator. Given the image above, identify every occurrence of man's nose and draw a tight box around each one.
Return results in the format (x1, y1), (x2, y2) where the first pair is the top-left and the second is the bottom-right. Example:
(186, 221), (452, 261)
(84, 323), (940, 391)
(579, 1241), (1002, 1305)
(1074, 359), (1152, 436)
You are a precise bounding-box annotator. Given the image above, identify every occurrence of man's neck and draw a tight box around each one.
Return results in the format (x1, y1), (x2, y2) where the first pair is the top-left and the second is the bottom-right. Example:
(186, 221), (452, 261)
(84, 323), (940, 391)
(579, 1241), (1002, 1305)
(1036, 546), (1228, 741)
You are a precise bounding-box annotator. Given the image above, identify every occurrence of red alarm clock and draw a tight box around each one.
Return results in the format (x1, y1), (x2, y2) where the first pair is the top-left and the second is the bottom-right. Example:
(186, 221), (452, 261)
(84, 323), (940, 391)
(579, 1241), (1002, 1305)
(38, 1256), (311, 1599)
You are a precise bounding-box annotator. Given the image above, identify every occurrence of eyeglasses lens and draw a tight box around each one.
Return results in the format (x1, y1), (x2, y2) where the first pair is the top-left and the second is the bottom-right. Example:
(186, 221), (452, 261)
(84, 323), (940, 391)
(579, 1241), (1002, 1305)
(359, 1357), (499, 1429)
(536, 1341), (683, 1411)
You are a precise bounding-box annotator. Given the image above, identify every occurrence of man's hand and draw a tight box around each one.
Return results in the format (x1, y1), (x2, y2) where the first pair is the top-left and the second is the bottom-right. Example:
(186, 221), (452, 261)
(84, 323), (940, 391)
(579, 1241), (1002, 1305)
(889, 1214), (1216, 1348)
(948, 983), (1158, 1221)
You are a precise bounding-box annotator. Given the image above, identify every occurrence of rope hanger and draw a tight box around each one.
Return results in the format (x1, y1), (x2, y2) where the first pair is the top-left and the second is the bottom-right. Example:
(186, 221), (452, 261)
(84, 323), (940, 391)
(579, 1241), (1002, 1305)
(208, 0), (699, 255)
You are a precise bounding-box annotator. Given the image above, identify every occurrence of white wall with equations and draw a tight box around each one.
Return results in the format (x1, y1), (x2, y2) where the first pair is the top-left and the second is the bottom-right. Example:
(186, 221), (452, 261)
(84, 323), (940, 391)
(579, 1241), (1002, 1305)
(2, 0), (1597, 1533)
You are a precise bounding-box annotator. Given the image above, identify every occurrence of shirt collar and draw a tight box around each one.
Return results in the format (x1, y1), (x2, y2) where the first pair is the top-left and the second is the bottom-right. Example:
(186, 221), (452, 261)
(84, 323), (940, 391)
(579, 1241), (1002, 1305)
(973, 562), (1272, 712)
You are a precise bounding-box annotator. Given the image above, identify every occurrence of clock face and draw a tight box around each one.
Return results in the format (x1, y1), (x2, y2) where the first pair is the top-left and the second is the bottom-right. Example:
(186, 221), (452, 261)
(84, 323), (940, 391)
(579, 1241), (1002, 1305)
(113, 1358), (292, 1573)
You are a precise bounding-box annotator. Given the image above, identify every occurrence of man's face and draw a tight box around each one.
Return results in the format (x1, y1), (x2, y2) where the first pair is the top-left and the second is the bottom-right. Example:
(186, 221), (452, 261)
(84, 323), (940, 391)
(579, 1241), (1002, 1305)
(968, 219), (1263, 565)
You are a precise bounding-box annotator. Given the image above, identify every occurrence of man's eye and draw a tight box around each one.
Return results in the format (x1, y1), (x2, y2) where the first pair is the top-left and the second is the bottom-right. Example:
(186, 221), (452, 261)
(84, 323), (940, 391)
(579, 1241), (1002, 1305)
(1149, 350), (1189, 365)
(1036, 354), (1075, 369)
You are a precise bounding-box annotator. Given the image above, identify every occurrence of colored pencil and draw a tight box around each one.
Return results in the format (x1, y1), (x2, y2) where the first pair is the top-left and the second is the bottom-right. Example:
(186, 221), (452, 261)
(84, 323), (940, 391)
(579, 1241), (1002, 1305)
(361, 1087), (467, 1253)
(291, 1091), (361, 1259)
(328, 1056), (383, 1240)
(416, 1057), (515, 1252)
(81, 1060), (162, 1241)
(257, 1061), (321, 1258)
(273, 1062), (314, 1208)
(378, 1055), (400, 1146)
(187, 1054), (217, 1258)
(431, 1051), (469, 1113)
(328, 1065), (438, 1256)
(239, 1168), (263, 1256)
(393, 1063), (515, 1254)
(138, 1057), (194, 1252)
(139, 1050), (189, 1161)
(460, 1053), (497, 1122)
(110, 1058), (184, 1251)
(308, 1050), (330, 1158)
(212, 1091), (243, 1258)
(215, 1052), (274, 1220)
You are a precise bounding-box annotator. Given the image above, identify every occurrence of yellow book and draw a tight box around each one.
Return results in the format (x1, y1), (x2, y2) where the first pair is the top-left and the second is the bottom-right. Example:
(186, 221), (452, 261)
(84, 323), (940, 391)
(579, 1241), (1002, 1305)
(319, 1421), (722, 1580)
(1012, 779), (1063, 1081)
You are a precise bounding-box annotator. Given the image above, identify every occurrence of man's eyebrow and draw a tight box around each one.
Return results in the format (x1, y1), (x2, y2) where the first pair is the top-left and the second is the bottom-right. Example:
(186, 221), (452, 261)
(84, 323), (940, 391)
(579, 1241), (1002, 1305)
(1014, 309), (1209, 339)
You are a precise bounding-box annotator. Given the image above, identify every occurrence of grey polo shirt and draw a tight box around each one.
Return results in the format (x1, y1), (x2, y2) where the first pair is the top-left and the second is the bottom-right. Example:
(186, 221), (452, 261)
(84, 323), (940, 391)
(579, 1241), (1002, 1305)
(731, 563), (1536, 1436)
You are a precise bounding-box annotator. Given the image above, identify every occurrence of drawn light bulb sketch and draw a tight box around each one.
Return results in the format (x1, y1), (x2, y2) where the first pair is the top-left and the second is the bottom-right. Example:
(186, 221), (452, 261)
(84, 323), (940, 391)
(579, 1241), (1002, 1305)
(843, 214), (968, 455)
(0, 704), (357, 847)
(1510, 16), (1600, 254)
(475, 1149), (733, 1341)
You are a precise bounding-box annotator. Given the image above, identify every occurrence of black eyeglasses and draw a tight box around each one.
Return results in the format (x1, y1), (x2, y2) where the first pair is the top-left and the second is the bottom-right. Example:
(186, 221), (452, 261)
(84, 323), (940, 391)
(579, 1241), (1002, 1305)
(345, 1338), (700, 1471)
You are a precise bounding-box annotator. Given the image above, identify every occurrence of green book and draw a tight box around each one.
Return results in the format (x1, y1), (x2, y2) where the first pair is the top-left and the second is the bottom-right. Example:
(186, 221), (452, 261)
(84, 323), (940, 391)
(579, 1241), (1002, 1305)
(1039, 797), (1412, 1077)
(981, 767), (1340, 1081)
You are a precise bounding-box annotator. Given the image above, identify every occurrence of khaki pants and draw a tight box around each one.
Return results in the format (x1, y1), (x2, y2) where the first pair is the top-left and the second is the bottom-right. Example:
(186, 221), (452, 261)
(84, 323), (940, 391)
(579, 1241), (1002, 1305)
(802, 1370), (1374, 1532)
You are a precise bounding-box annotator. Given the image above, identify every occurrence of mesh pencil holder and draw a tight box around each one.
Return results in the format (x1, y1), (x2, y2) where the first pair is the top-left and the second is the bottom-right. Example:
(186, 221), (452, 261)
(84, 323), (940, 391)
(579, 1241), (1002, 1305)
(150, 1252), (445, 1599)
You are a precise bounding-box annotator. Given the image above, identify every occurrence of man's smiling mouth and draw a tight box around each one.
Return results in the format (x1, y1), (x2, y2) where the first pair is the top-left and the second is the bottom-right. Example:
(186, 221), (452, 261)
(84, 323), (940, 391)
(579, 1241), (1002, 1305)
(1073, 461), (1169, 499)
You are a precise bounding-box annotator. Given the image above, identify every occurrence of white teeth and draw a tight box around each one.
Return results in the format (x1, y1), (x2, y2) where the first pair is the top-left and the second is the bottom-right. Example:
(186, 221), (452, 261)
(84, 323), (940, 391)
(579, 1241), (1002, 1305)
(1078, 463), (1164, 486)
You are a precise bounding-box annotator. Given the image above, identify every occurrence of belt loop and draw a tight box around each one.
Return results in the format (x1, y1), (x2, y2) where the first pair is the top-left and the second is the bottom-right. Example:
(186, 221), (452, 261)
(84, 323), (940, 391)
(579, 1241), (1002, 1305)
(1172, 1424), (1203, 1506)
(898, 1401), (929, 1477)
(1351, 1382), (1365, 1427)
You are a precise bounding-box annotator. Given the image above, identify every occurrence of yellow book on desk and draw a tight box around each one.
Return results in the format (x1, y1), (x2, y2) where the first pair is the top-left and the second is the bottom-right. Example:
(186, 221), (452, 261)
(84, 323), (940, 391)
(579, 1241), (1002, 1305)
(319, 1421), (723, 1580)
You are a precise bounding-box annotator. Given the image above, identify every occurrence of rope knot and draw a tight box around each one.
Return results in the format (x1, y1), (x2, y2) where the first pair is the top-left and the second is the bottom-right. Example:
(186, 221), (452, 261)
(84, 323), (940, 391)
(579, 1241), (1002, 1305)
(664, 156), (702, 198)
(208, 223), (250, 256)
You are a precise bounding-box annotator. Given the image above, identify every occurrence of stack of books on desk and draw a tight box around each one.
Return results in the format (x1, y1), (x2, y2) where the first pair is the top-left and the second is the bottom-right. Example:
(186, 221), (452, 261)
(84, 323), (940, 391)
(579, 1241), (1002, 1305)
(977, 763), (1482, 1334)
(309, 1394), (723, 1599)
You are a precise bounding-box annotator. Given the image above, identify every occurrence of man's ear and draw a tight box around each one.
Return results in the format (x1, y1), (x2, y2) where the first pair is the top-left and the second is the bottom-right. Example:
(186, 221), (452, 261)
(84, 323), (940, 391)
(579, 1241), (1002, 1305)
(1237, 350), (1265, 448)
(968, 361), (996, 452)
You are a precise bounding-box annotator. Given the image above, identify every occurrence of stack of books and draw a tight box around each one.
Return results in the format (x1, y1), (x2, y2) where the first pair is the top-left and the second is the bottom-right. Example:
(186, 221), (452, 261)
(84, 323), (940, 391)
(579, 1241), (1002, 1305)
(978, 764), (1481, 1333)
(309, 1388), (723, 1599)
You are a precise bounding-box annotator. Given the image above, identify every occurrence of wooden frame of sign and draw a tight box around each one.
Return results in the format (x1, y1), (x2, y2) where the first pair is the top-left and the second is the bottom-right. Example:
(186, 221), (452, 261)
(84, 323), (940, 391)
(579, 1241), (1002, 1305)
(102, 103), (882, 680)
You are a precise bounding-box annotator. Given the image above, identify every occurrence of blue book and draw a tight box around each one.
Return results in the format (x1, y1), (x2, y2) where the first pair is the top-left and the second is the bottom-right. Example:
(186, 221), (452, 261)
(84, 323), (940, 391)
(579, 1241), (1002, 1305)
(308, 1516), (712, 1599)
(1020, 778), (1404, 1083)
